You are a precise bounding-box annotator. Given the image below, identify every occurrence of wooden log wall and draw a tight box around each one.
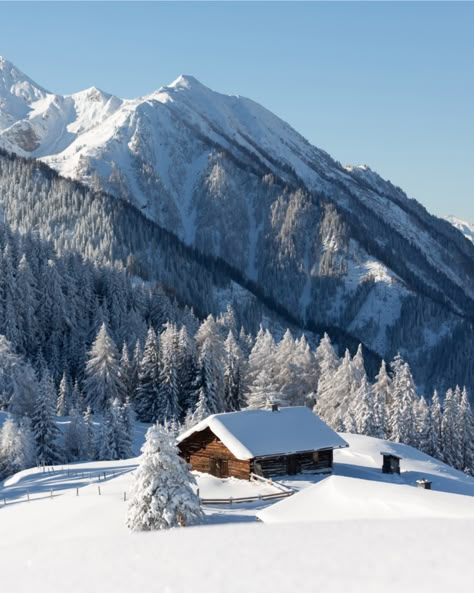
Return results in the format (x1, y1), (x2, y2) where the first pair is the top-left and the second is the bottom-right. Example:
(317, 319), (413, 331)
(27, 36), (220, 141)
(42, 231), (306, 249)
(252, 449), (333, 478)
(178, 428), (251, 480)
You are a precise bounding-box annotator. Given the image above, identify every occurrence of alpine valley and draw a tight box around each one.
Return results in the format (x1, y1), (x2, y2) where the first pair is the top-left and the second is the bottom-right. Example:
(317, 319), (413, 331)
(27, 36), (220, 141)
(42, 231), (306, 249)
(1, 56), (473, 396)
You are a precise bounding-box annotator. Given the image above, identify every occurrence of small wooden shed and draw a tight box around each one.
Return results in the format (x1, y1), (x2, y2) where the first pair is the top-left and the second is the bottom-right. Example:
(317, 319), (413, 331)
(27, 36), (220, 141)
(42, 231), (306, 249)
(381, 452), (401, 475)
(177, 406), (348, 480)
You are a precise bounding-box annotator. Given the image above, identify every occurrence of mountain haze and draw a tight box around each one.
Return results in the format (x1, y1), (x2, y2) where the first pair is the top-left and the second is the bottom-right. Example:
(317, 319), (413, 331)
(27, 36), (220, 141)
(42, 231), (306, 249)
(1, 56), (474, 394)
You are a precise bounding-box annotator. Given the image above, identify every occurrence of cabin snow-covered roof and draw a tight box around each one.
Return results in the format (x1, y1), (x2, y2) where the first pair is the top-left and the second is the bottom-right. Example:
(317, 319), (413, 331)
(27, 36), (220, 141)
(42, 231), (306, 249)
(177, 407), (349, 460)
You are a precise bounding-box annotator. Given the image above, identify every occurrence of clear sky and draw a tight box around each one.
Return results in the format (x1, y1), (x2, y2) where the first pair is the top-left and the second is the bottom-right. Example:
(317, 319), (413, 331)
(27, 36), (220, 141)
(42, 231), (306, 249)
(1, 1), (473, 220)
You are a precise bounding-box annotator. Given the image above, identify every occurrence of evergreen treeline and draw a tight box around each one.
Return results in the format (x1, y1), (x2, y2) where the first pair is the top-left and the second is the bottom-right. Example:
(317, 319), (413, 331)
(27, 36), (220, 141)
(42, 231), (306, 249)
(313, 335), (474, 475)
(2, 148), (474, 396)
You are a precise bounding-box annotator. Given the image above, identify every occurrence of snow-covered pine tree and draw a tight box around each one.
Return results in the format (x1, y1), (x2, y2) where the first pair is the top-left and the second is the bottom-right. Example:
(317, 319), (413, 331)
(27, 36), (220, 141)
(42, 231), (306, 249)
(314, 332), (339, 394)
(32, 369), (62, 465)
(135, 327), (161, 423)
(193, 340), (223, 415)
(119, 343), (132, 402)
(117, 399), (135, 459)
(349, 375), (376, 436)
(64, 407), (88, 462)
(0, 416), (36, 478)
(246, 326), (276, 393)
(84, 322), (124, 413)
(413, 396), (432, 454)
(372, 360), (391, 439)
(83, 406), (96, 460)
(458, 388), (474, 474)
(97, 402), (120, 461)
(191, 387), (212, 423)
(126, 424), (202, 531)
(246, 367), (280, 410)
(223, 331), (245, 411)
(352, 344), (367, 384)
(176, 325), (198, 417)
(442, 388), (463, 469)
(56, 371), (72, 416)
(387, 361), (417, 446)
(293, 334), (317, 405)
(0, 335), (38, 417)
(194, 315), (225, 413)
(315, 349), (356, 428)
(156, 323), (181, 424)
(273, 329), (300, 406)
(429, 390), (444, 460)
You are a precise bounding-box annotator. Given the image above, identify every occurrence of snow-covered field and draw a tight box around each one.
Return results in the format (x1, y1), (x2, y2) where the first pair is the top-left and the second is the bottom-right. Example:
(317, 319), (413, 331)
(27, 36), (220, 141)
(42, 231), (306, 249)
(1, 432), (474, 593)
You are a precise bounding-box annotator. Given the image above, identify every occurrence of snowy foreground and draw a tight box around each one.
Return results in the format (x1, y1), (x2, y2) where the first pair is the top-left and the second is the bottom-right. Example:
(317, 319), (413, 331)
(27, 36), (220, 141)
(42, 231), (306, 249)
(1, 433), (474, 593)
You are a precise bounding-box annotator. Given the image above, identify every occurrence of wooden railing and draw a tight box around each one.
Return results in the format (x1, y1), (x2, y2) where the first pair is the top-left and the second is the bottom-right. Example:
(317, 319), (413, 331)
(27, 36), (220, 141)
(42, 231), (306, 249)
(200, 489), (294, 505)
(199, 474), (295, 505)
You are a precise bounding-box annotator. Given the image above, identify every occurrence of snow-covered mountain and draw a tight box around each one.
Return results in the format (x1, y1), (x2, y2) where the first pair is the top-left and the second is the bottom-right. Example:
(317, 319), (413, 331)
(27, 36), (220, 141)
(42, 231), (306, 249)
(2, 56), (474, 393)
(446, 215), (474, 244)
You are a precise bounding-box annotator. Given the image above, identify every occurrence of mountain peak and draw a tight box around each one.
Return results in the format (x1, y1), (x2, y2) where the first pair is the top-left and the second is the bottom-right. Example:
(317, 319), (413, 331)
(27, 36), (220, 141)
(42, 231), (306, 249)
(167, 74), (207, 92)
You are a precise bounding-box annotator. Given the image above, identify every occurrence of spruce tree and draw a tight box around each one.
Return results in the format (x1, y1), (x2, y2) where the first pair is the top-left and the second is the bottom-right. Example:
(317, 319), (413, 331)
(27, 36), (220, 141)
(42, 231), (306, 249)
(458, 388), (474, 474)
(33, 369), (62, 465)
(429, 390), (444, 460)
(83, 406), (96, 460)
(64, 407), (88, 462)
(84, 322), (124, 413)
(135, 327), (161, 423)
(372, 360), (391, 438)
(56, 371), (71, 416)
(127, 424), (202, 531)
(442, 388), (462, 469)
(156, 323), (181, 424)
(350, 376), (376, 436)
(223, 331), (245, 411)
(0, 417), (36, 478)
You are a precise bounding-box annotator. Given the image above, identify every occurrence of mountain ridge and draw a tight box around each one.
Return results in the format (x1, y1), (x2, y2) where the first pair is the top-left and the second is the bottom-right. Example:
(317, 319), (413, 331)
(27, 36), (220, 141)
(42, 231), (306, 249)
(1, 57), (474, 394)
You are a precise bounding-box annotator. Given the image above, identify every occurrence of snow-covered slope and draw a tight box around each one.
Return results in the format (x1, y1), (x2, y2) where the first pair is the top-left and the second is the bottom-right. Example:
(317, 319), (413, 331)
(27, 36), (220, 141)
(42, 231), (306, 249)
(1, 431), (474, 593)
(446, 215), (474, 244)
(2, 57), (474, 393)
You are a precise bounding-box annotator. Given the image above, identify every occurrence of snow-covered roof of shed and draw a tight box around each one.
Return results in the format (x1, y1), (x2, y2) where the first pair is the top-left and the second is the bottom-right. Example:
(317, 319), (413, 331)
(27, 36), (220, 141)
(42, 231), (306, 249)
(177, 407), (348, 460)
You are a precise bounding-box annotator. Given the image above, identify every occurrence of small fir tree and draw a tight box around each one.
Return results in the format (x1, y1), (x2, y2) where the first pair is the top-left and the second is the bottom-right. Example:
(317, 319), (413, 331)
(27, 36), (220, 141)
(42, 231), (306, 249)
(127, 424), (202, 531)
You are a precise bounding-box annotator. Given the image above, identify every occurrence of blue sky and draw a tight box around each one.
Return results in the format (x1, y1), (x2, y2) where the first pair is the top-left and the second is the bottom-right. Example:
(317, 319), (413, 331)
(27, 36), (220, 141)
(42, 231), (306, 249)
(1, 1), (473, 220)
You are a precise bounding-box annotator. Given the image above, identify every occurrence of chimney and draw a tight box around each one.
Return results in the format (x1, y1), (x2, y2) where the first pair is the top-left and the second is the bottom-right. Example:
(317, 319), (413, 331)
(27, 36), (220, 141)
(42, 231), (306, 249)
(271, 403), (279, 412)
(416, 479), (432, 490)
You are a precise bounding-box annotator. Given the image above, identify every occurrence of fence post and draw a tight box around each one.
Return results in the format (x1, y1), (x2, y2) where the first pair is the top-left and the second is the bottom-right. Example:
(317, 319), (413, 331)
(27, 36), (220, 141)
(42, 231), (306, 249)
(98, 486), (101, 496)
(50, 489), (53, 499)
(27, 491), (30, 502)
(3, 497), (6, 505)
(76, 487), (79, 496)
(103, 472), (106, 481)
(123, 492), (127, 502)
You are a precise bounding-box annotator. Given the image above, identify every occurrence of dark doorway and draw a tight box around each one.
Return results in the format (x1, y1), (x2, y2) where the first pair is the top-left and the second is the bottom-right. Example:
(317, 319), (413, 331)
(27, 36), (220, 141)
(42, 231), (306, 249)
(287, 455), (300, 475)
(210, 458), (229, 478)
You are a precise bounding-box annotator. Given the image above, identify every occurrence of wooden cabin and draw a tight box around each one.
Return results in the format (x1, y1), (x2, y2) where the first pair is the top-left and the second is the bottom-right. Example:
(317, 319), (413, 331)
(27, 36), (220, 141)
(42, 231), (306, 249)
(177, 406), (348, 480)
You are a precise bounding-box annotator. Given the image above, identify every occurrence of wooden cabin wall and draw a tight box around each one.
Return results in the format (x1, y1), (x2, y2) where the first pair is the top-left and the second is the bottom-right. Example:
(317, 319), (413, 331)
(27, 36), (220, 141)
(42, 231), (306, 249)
(178, 428), (251, 480)
(252, 449), (333, 478)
